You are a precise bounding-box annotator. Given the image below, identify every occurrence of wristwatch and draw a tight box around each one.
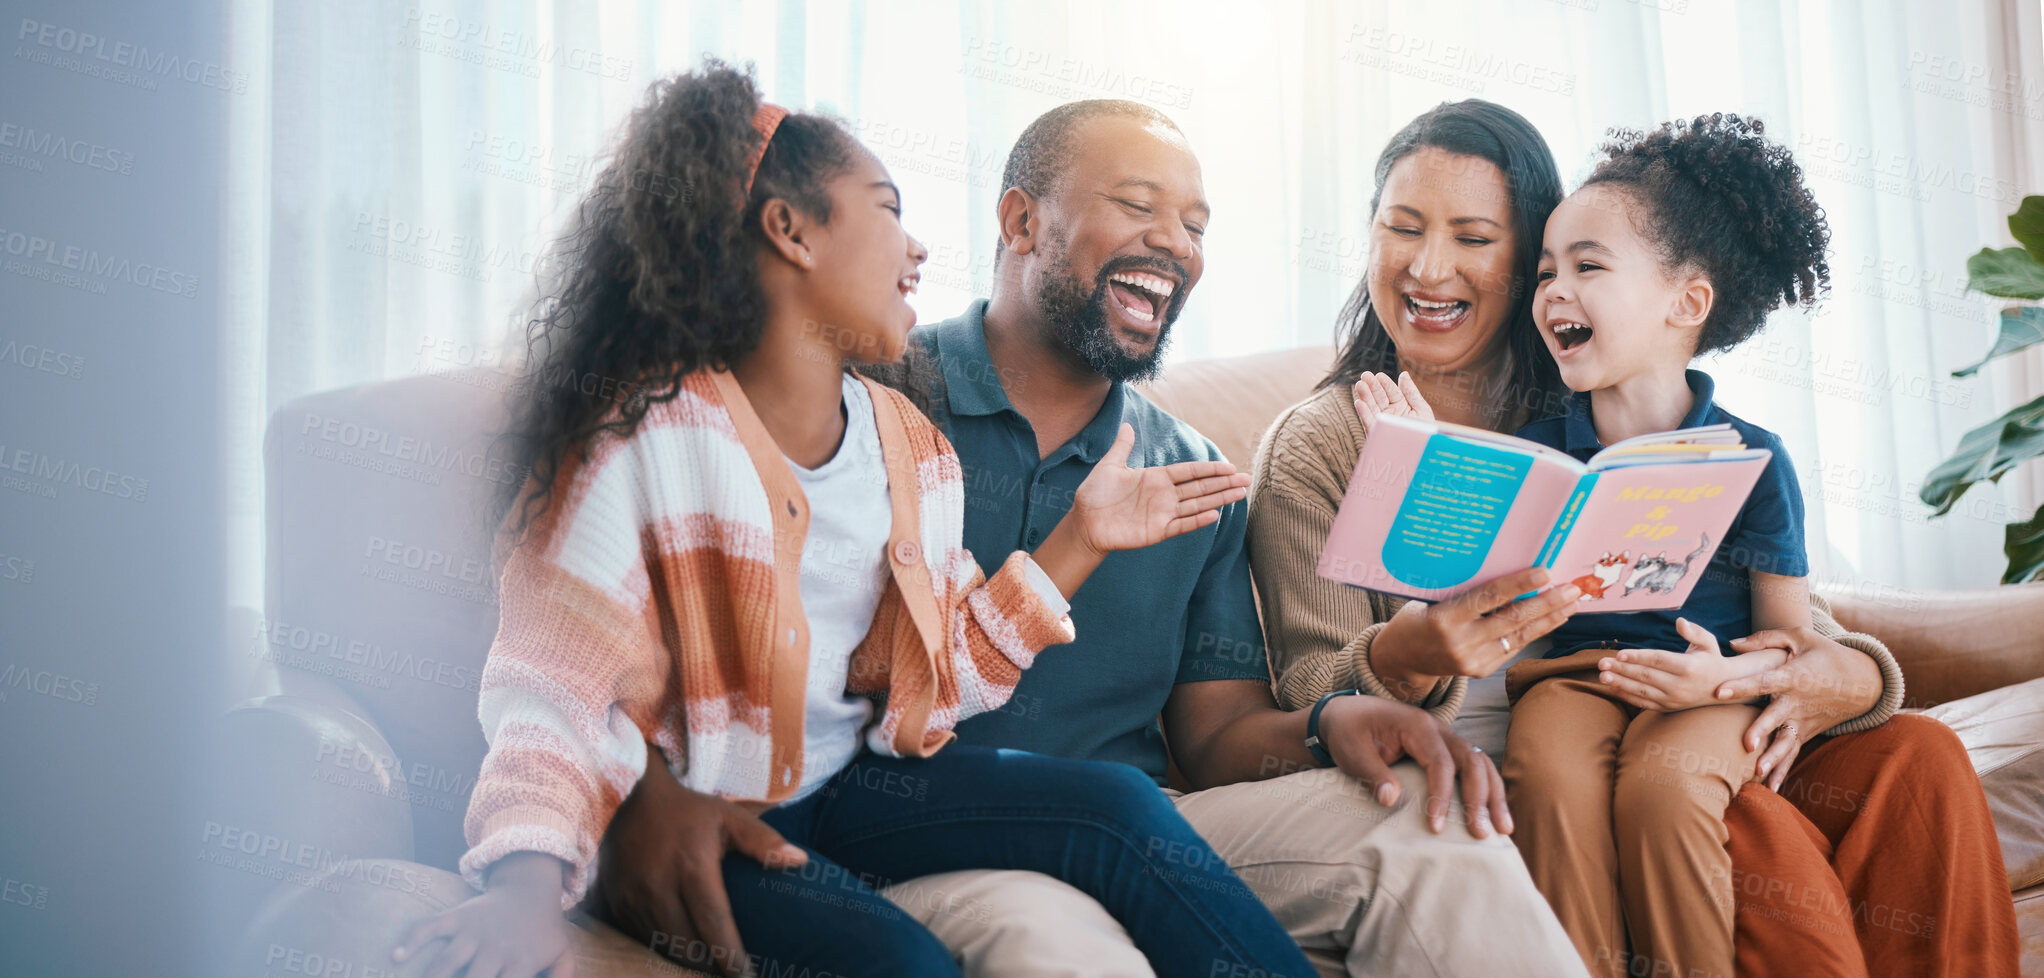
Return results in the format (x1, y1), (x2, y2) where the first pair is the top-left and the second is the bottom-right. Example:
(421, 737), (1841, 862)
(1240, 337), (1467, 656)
(1304, 688), (1363, 767)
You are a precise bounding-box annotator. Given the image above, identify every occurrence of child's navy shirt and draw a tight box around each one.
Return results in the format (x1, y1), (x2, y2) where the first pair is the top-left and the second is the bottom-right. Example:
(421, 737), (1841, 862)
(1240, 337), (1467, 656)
(1513, 370), (1808, 658)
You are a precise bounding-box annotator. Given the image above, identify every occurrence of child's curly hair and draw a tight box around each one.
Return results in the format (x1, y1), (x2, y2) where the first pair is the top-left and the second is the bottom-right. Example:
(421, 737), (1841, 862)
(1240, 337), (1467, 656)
(495, 60), (855, 534)
(1585, 113), (1830, 355)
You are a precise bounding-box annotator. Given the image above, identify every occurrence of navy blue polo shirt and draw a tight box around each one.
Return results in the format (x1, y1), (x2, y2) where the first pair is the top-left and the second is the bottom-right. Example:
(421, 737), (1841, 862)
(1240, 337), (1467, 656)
(870, 300), (1270, 785)
(1514, 370), (1809, 657)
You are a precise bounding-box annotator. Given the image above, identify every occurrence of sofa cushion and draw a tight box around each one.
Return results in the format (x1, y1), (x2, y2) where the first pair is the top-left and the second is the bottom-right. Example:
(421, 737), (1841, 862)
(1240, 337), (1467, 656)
(2018, 884), (2043, 978)
(1823, 581), (2044, 706)
(1136, 345), (1333, 466)
(1920, 677), (2044, 892)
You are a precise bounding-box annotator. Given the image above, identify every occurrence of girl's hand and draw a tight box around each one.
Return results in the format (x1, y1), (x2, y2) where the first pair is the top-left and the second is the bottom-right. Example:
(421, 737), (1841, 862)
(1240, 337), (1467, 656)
(393, 852), (576, 978)
(1596, 618), (1775, 712)
(1352, 371), (1434, 432)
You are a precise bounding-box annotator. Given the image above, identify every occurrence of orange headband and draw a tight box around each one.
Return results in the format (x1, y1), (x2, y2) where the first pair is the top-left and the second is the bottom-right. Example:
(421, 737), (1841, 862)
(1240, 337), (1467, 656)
(743, 102), (789, 197)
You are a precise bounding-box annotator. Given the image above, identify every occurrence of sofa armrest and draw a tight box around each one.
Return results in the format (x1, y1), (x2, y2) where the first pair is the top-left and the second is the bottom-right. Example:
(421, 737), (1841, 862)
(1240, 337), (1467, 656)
(231, 858), (717, 978)
(218, 691), (418, 868)
(1818, 581), (2044, 707)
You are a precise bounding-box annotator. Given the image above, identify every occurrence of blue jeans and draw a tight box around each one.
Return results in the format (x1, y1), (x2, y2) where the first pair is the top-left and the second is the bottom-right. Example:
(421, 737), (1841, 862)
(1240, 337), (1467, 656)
(706, 745), (1315, 978)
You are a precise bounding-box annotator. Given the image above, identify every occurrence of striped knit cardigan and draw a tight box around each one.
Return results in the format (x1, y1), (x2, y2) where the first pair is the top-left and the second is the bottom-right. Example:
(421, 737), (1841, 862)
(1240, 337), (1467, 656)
(460, 368), (1077, 905)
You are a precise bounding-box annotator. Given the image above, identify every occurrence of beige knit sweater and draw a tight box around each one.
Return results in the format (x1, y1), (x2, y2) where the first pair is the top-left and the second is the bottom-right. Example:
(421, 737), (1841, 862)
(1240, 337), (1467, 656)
(1246, 383), (1905, 734)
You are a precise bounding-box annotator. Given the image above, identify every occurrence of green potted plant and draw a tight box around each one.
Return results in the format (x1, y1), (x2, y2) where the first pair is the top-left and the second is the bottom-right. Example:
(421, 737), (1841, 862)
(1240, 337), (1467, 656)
(1920, 196), (2044, 583)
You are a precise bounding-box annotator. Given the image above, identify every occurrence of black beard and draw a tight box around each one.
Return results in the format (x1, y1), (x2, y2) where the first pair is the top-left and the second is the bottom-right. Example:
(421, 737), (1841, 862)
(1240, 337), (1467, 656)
(1034, 248), (1186, 384)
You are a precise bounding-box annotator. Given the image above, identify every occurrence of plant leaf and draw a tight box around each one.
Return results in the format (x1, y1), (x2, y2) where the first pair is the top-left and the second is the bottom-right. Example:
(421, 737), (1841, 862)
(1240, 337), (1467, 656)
(1953, 306), (2044, 378)
(1920, 394), (2044, 516)
(2004, 504), (2044, 584)
(1966, 247), (2044, 299)
(2012, 196), (2044, 264)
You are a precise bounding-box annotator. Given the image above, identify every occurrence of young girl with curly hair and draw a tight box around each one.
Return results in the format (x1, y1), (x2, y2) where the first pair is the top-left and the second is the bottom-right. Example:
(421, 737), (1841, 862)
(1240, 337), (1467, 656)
(391, 61), (1315, 978)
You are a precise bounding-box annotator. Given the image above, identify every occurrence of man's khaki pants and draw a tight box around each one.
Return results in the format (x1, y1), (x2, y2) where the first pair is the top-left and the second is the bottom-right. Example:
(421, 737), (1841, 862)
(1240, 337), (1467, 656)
(885, 760), (1587, 978)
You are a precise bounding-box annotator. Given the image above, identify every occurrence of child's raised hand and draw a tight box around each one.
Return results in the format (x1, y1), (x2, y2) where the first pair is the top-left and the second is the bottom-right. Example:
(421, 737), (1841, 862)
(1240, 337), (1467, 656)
(393, 853), (576, 978)
(1352, 371), (1434, 433)
(1069, 423), (1249, 553)
(1594, 617), (1736, 712)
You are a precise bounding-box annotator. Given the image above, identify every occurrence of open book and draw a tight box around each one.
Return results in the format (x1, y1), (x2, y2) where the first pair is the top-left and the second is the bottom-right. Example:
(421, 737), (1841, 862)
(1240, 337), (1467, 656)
(1317, 414), (1773, 612)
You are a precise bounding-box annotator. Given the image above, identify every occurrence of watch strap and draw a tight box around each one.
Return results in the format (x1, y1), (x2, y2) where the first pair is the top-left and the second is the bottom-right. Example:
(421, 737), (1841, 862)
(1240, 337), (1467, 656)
(1304, 688), (1361, 767)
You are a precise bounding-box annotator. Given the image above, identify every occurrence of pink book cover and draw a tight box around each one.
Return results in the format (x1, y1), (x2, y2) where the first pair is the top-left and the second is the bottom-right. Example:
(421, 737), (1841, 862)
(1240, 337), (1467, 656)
(1317, 415), (1771, 610)
(1544, 458), (1769, 612)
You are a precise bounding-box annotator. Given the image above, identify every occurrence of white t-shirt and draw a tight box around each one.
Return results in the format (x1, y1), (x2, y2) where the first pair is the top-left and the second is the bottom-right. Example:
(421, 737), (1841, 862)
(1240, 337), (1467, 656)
(785, 376), (892, 802)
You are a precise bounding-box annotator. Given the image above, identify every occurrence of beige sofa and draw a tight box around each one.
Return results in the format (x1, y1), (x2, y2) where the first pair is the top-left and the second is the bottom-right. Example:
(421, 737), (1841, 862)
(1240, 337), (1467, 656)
(222, 346), (2044, 976)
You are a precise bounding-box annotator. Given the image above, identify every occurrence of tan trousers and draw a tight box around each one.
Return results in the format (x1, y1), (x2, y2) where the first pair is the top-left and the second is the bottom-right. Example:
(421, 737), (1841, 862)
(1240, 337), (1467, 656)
(1502, 650), (1761, 978)
(893, 760), (1587, 978)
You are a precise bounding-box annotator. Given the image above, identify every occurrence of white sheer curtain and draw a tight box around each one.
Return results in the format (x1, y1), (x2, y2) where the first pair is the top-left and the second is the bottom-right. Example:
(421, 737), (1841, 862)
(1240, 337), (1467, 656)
(221, 0), (2042, 610)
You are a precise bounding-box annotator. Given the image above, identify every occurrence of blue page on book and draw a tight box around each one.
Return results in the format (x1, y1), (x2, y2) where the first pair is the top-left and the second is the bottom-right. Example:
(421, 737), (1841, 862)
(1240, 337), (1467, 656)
(1381, 434), (1533, 590)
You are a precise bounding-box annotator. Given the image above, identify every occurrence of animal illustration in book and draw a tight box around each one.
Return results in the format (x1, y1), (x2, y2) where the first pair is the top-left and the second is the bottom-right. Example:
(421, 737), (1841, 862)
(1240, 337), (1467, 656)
(1569, 551), (1631, 601)
(1623, 533), (1711, 597)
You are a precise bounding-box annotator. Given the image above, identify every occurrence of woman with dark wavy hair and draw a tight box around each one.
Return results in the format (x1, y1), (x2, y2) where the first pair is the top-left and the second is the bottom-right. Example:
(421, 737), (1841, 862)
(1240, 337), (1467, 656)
(1249, 99), (2017, 977)
(391, 61), (1315, 978)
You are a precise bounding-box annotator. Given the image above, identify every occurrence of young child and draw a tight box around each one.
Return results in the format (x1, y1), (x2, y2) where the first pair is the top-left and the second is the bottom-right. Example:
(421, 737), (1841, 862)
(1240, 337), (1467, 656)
(1355, 114), (1831, 978)
(392, 63), (1315, 978)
